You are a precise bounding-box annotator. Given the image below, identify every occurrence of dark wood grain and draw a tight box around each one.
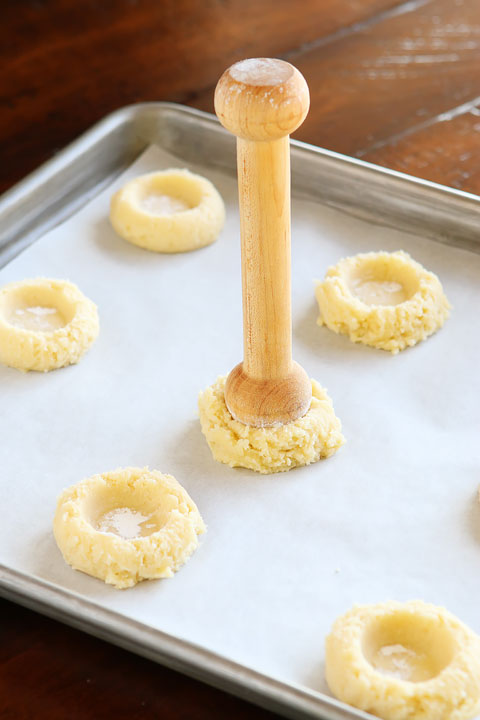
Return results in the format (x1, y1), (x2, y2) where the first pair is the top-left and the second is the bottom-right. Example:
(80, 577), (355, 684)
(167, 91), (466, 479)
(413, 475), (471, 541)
(191, 0), (480, 193)
(363, 97), (480, 189)
(1, 0), (404, 193)
(2, 1), (480, 718)
(295, 0), (480, 157)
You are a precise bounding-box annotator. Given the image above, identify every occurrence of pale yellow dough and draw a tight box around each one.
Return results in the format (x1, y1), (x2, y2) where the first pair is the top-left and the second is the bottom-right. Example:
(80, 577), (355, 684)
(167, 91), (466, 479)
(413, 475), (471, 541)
(0, 278), (99, 372)
(110, 169), (225, 252)
(315, 251), (450, 353)
(325, 600), (480, 720)
(198, 376), (344, 474)
(53, 467), (206, 589)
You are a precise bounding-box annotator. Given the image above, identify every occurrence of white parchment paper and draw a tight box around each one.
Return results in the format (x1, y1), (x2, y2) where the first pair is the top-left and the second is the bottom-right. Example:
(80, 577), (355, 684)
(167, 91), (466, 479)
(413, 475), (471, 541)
(1, 145), (480, 705)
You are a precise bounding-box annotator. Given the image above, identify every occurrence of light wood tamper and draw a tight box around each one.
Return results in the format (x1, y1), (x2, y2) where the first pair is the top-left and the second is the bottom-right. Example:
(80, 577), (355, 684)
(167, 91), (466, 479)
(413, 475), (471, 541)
(215, 58), (312, 427)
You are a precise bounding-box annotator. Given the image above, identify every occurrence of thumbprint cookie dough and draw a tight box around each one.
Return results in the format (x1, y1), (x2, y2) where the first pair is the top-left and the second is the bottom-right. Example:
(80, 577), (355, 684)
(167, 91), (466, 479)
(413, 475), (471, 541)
(53, 467), (206, 589)
(110, 168), (225, 252)
(0, 278), (99, 372)
(325, 600), (480, 720)
(198, 376), (344, 474)
(315, 251), (450, 353)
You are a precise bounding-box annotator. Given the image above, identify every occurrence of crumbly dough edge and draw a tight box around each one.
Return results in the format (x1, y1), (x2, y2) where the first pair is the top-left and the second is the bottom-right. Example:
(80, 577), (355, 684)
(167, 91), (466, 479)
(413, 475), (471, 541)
(325, 600), (480, 720)
(198, 376), (344, 474)
(110, 168), (226, 253)
(53, 467), (206, 589)
(0, 278), (99, 372)
(315, 250), (451, 353)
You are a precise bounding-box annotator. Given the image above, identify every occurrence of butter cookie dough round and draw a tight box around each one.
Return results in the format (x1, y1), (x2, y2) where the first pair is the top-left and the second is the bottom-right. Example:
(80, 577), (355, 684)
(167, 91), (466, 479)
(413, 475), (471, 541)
(53, 467), (206, 589)
(325, 600), (480, 720)
(315, 251), (450, 353)
(110, 169), (225, 252)
(0, 278), (99, 372)
(198, 376), (344, 474)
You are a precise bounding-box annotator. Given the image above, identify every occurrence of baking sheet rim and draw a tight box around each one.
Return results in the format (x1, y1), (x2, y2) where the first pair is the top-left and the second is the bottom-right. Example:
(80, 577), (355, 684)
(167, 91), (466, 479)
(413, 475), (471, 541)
(2, 102), (479, 720)
(0, 564), (372, 720)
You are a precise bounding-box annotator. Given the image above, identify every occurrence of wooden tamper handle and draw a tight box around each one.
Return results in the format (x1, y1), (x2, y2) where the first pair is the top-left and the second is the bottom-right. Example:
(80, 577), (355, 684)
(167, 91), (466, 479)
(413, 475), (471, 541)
(215, 58), (312, 427)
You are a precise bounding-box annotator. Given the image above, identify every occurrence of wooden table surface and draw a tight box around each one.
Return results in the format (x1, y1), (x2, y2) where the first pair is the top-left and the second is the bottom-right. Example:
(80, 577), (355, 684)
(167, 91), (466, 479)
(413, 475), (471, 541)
(1, 0), (479, 717)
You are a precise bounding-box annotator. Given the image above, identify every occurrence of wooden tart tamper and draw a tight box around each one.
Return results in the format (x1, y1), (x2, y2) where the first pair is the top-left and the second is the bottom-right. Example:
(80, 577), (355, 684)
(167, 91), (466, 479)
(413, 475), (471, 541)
(215, 58), (312, 427)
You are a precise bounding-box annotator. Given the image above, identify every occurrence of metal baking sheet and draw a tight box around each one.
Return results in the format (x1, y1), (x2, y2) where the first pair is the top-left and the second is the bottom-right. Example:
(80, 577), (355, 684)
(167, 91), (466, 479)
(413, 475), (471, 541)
(1, 103), (480, 720)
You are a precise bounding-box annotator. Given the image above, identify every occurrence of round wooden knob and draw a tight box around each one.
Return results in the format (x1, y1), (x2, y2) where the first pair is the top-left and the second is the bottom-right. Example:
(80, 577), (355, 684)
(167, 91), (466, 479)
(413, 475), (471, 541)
(225, 361), (312, 428)
(215, 58), (312, 427)
(215, 57), (310, 141)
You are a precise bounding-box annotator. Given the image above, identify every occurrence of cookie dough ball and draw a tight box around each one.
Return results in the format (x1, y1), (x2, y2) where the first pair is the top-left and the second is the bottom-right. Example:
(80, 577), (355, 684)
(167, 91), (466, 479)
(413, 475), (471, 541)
(110, 169), (225, 253)
(0, 278), (99, 372)
(53, 467), (206, 589)
(315, 251), (450, 353)
(325, 600), (480, 720)
(198, 376), (344, 474)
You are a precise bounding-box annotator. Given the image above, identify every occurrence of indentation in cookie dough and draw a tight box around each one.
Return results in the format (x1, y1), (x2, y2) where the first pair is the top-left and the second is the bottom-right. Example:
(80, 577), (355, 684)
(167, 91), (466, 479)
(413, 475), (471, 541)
(315, 251), (450, 353)
(7, 304), (67, 332)
(53, 467), (205, 589)
(325, 600), (480, 720)
(350, 278), (408, 306)
(96, 507), (162, 539)
(141, 193), (191, 215)
(362, 610), (453, 683)
(110, 169), (225, 253)
(198, 376), (344, 474)
(369, 643), (433, 682)
(0, 278), (99, 372)
(347, 253), (419, 307)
